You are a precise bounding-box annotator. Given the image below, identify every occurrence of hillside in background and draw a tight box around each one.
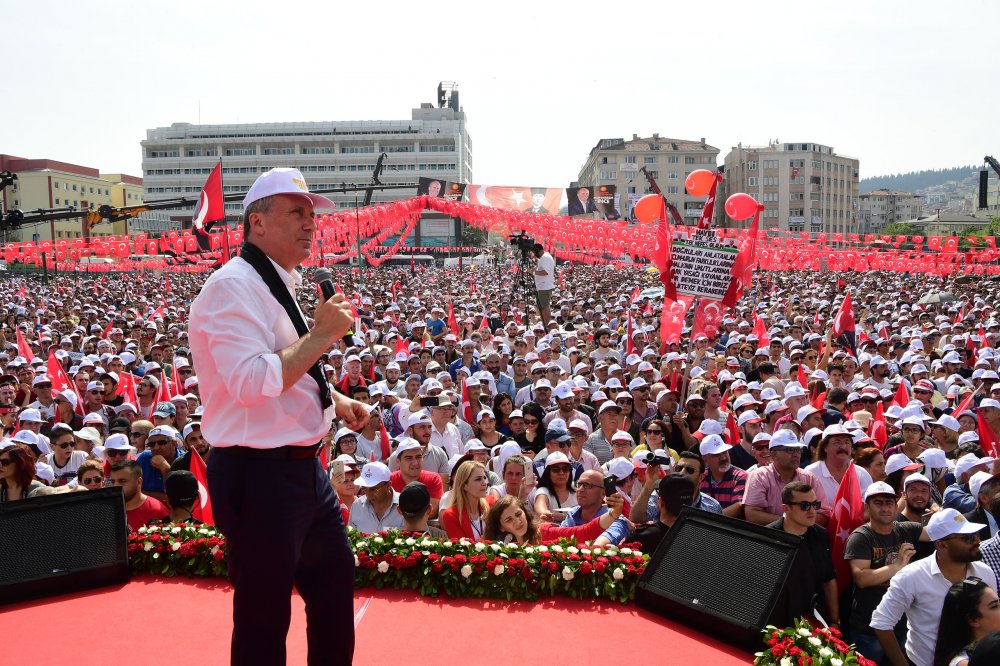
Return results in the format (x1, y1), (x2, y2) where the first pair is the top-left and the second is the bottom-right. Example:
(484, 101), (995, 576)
(860, 165), (979, 194)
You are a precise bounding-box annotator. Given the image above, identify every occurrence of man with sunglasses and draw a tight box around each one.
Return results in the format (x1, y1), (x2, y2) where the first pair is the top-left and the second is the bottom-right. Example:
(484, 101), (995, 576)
(47, 423), (88, 486)
(744, 429), (830, 526)
(769, 481), (839, 626)
(872, 508), (997, 666)
(103, 432), (136, 466)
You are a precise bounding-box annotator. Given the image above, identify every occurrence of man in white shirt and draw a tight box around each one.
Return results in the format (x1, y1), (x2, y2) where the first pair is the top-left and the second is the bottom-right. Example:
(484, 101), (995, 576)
(871, 508), (998, 666)
(428, 395), (463, 458)
(349, 462), (404, 534)
(189, 168), (370, 665)
(532, 243), (555, 328)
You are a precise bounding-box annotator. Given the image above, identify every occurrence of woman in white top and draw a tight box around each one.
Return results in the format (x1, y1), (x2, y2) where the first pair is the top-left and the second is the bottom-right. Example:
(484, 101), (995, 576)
(533, 452), (577, 523)
(489, 455), (536, 505)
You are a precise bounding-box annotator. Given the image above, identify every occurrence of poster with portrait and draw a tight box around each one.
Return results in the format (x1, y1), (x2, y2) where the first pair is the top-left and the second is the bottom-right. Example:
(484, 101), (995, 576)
(418, 177), (447, 198)
(592, 185), (621, 220)
(465, 185), (563, 213)
(566, 186), (596, 216)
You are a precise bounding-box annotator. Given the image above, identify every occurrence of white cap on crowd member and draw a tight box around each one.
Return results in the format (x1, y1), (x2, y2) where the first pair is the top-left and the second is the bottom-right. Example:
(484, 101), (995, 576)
(980, 398), (1000, 410)
(354, 461), (391, 488)
(552, 383), (574, 400)
(696, 420), (724, 436)
(598, 401), (621, 415)
(916, 448), (949, 470)
(114, 402), (137, 415)
(955, 452), (992, 480)
(104, 433), (134, 452)
(900, 416), (927, 430)
(764, 400), (788, 417)
(544, 451), (571, 468)
(927, 508), (986, 541)
(733, 394), (760, 410)
(958, 431), (981, 447)
(795, 405), (823, 425)
(607, 457), (635, 481)
(334, 454), (361, 470)
(334, 427), (358, 443)
(395, 438), (423, 455)
(863, 481), (897, 501)
(464, 439), (488, 452)
(903, 472), (933, 490)
(405, 410), (432, 429)
(243, 167), (336, 210)
(17, 408), (43, 424)
(12, 430), (38, 447)
(699, 434), (732, 456)
(929, 415), (960, 433)
(147, 425), (179, 441)
(181, 423), (201, 440)
(970, 471), (999, 499)
(737, 411), (763, 426)
(769, 430), (806, 449)
(884, 453), (922, 476)
(627, 377), (648, 391)
(784, 385), (806, 399)
(74, 427), (102, 446)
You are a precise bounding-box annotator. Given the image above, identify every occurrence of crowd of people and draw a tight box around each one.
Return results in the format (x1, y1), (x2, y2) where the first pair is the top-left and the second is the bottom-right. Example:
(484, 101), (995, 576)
(5, 259), (1000, 665)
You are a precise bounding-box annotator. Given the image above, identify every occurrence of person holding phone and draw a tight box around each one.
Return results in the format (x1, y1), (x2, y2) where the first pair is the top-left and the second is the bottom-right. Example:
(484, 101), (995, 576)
(483, 492), (625, 546)
(489, 454), (536, 502)
(558, 469), (631, 546)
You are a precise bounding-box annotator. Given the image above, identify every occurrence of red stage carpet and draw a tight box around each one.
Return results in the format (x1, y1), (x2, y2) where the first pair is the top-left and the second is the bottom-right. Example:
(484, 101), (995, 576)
(4, 576), (751, 665)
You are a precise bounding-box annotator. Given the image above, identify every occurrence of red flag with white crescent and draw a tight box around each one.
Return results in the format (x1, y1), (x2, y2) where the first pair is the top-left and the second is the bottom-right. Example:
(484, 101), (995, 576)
(659, 296), (692, 351)
(189, 448), (214, 525)
(192, 162), (224, 232)
(829, 464), (865, 593)
(832, 292), (857, 355)
(461, 379), (474, 425)
(691, 298), (726, 340)
(16, 329), (34, 362)
(979, 412), (999, 458)
(752, 314), (769, 346)
(448, 301), (460, 337)
(696, 171), (722, 229)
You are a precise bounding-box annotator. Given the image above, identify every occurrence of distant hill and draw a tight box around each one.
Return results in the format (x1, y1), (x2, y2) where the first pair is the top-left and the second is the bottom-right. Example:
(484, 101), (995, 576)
(860, 165), (979, 194)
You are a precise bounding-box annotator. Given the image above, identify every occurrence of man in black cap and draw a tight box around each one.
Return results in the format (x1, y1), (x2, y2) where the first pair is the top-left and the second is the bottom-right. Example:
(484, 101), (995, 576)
(161, 470), (202, 524)
(396, 481), (448, 538)
(629, 473), (695, 553)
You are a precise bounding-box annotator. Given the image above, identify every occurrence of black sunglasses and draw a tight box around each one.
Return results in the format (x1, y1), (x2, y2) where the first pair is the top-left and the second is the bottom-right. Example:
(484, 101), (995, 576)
(105, 448), (130, 456)
(791, 500), (822, 511)
(675, 465), (698, 474)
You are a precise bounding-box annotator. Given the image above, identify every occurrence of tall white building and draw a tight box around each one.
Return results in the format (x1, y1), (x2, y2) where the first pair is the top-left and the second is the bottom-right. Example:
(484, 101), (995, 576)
(576, 134), (720, 224)
(140, 85), (472, 245)
(723, 142), (859, 234)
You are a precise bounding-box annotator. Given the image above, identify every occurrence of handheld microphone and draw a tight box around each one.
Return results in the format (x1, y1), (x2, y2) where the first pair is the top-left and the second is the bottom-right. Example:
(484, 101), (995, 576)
(313, 268), (355, 346)
(313, 268), (336, 302)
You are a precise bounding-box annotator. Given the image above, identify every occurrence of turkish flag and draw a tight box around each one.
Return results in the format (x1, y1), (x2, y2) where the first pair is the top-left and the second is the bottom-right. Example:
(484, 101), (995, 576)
(378, 420), (391, 461)
(16, 329), (34, 362)
(832, 292), (856, 355)
(47, 352), (84, 414)
(721, 205), (761, 308)
(188, 448), (214, 525)
(192, 162), (225, 232)
(461, 379), (474, 425)
(691, 298), (726, 340)
(953, 390), (976, 418)
(659, 296), (692, 351)
(626, 313), (636, 357)
(155, 371), (172, 406)
(695, 171), (721, 229)
(978, 411), (999, 458)
(829, 464), (865, 593)
(797, 362), (808, 389)
(725, 410), (739, 446)
(447, 300), (460, 337)
(117, 372), (139, 406)
(892, 380), (909, 408)
(870, 400), (888, 450)
(752, 315), (769, 346)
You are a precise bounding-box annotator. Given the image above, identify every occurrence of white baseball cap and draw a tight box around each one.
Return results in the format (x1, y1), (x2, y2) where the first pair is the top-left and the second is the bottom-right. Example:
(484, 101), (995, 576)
(699, 434), (732, 456)
(354, 461), (391, 488)
(607, 457), (635, 481)
(884, 453), (922, 476)
(243, 168), (336, 211)
(769, 429), (805, 449)
(927, 508), (986, 541)
(863, 481), (897, 501)
(903, 472), (933, 490)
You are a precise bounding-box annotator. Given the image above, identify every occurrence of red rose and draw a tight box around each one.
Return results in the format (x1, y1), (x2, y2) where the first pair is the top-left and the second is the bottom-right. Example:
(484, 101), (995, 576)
(580, 562), (592, 575)
(432, 563), (443, 573)
(213, 550), (225, 561)
(771, 645), (785, 658)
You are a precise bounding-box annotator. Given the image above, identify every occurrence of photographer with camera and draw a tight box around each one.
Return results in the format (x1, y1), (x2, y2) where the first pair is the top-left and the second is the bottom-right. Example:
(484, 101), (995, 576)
(531, 243), (555, 328)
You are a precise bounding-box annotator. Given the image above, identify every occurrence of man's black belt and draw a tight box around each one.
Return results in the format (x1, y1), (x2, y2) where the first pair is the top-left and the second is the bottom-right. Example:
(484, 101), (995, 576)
(220, 444), (321, 460)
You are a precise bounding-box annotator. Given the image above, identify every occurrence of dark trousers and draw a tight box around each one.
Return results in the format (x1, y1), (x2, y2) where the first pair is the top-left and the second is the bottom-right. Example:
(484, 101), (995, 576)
(209, 448), (355, 665)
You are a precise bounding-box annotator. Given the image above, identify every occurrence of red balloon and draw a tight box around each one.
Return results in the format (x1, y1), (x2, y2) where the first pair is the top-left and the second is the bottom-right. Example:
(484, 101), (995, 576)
(685, 169), (716, 197)
(632, 194), (662, 224)
(725, 193), (759, 221)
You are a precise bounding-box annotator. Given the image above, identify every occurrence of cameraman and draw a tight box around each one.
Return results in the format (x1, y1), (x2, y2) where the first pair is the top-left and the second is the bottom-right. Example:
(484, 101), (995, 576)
(531, 243), (555, 328)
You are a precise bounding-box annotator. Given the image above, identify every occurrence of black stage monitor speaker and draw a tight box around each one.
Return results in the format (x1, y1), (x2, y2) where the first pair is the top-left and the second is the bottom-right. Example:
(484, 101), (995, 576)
(635, 507), (801, 652)
(0, 487), (130, 603)
(980, 170), (990, 210)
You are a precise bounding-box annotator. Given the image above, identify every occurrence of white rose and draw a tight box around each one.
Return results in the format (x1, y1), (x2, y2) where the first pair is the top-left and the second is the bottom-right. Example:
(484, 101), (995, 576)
(420, 539), (433, 548)
(561, 566), (574, 581)
(443, 541), (453, 548)
(210, 546), (220, 556)
(461, 564), (473, 578)
(377, 561), (389, 573)
(523, 547), (534, 555)
(405, 538), (416, 546)
(819, 647), (833, 658)
(373, 536), (384, 544)
(474, 542), (486, 552)
(580, 548), (591, 556)
(567, 546), (579, 554)
(797, 627), (812, 637)
(613, 568), (624, 581)
(171, 526), (181, 535)
(620, 548), (633, 555)
(393, 538), (403, 546)
(537, 546), (548, 553)
(493, 564), (505, 576)
(421, 550), (431, 556)
(357, 541), (368, 551)
(459, 538), (471, 546)
(152, 553), (159, 559)
(807, 636), (822, 647)
(551, 545), (564, 553)
(830, 659), (843, 666)
(592, 547), (602, 555)
(171, 542), (181, 552)
(143, 542), (153, 552)
(780, 658), (792, 666)
(198, 528), (209, 535)
(354, 555), (360, 567)
(138, 527), (147, 535)
(490, 543), (501, 552)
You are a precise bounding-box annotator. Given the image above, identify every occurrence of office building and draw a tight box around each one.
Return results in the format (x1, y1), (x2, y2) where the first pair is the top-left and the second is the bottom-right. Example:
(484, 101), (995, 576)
(856, 189), (924, 234)
(723, 142), (859, 234)
(576, 134), (720, 224)
(0, 154), (142, 241)
(140, 84), (472, 245)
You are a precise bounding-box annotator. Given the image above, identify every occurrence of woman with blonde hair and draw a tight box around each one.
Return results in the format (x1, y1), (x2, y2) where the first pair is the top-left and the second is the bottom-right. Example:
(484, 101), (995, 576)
(439, 461), (494, 540)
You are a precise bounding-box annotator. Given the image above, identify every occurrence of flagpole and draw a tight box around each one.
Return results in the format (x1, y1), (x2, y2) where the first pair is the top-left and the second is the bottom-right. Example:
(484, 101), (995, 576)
(679, 297), (700, 407)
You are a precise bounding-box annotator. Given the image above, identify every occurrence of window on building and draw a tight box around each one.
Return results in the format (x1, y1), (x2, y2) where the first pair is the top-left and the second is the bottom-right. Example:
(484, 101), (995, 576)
(225, 148), (257, 156)
(667, 172), (679, 180)
(419, 145), (453, 152)
(624, 156), (636, 164)
(600, 170), (617, 180)
(342, 146), (375, 154)
(746, 161), (759, 170)
(262, 147), (295, 155)
(644, 156), (657, 164)
(667, 156), (679, 164)
(684, 157), (696, 164)
(626, 186), (636, 194)
(667, 186), (678, 194)
(303, 147), (336, 154)
(748, 177), (758, 186)
(55, 198), (60, 204)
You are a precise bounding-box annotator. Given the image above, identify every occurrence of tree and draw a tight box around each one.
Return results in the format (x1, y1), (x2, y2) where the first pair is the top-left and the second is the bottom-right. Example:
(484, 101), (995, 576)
(878, 222), (923, 237)
(460, 223), (488, 248)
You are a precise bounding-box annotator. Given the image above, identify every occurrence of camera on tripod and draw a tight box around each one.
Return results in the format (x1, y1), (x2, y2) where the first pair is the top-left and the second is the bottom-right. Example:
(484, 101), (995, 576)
(509, 232), (536, 255)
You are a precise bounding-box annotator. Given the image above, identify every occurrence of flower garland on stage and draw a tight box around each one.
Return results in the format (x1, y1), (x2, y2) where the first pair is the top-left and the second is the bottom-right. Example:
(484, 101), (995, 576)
(754, 618), (876, 666)
(128, 523), (648, 604)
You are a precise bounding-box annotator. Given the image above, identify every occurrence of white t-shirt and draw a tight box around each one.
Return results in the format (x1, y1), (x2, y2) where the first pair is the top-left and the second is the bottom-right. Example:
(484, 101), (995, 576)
(534, 486), (578, 511)
(534, 253), (555, 291)
(49, 450), (88, 486)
